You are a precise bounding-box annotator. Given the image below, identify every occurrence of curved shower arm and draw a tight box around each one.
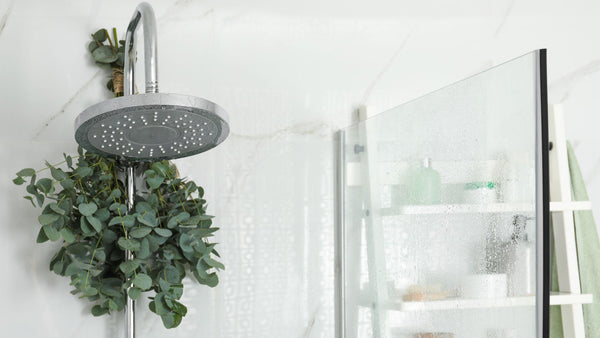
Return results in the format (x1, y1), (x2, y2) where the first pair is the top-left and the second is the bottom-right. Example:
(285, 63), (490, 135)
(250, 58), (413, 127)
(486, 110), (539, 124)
(124, 2), (158, 95)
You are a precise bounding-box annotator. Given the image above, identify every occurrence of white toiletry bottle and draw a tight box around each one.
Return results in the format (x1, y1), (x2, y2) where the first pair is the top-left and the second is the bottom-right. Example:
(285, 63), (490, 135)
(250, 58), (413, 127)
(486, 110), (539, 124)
(508, 215), (535, 296)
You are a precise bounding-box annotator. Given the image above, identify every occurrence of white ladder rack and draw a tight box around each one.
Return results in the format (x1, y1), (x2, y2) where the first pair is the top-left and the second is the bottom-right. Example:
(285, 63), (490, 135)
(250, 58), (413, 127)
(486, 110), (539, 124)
(548, 104), (591, 337)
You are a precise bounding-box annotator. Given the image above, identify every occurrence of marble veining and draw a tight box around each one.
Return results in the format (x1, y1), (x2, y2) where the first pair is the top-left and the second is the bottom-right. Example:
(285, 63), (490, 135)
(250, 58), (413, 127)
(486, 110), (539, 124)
(362, 33), (412, 105)
(494, 0), (515, 37)
(549, 58), (600, 102)
(32, 70), (102, 139)
(0, 0), (12, 37)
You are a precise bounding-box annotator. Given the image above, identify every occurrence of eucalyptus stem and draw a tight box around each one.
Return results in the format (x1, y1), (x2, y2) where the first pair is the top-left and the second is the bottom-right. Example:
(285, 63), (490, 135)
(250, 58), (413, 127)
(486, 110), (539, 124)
(84, 233), (104, 288)
(112, 27), (119, 49)
(104, 28), (115, 53)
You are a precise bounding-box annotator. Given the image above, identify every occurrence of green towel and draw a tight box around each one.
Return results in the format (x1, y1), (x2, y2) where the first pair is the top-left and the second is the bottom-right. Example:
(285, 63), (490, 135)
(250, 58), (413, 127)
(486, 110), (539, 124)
(551, 142), (600, 337)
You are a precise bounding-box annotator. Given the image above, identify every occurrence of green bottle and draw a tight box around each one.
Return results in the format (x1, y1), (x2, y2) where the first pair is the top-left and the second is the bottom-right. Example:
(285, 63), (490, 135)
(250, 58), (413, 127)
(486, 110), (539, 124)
(407, 158), (441, 204)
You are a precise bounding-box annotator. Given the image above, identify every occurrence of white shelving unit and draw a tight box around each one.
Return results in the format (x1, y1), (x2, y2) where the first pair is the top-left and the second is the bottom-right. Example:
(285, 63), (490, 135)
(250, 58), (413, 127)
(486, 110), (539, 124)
(359, 292), (592, 312)
(380, 201), (592, 216)
(349, 105), (593, 337)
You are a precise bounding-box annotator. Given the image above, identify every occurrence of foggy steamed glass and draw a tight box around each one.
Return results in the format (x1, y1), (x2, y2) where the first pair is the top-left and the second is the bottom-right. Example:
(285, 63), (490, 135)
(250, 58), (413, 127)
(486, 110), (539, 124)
(342, 51), (543, 337)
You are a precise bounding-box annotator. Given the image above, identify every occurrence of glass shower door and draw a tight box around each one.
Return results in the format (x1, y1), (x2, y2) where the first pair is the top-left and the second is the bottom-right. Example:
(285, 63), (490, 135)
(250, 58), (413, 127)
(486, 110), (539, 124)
(336, 50), (548, 338)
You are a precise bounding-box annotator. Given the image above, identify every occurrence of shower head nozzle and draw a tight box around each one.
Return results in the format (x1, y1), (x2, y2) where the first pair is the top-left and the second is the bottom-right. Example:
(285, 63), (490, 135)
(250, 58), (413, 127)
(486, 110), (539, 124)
(74, 2), (229, 162)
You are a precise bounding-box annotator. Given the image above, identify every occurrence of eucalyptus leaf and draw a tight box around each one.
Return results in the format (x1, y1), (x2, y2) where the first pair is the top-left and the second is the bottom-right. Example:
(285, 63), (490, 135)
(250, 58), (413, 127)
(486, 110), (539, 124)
(35, 193), (44, 207)
(49, 203), (65, 215)
(59, 227), (75, 243)
(119, 259), (140, 274)
(204, 257), (225, 270)
(13, 176), (25, 185)
(168, 299), (187, 316)
(50, 167), (68, 181)
(147, 175), (164, 189)
(36, 178), (53, 194)
(128, 287), (142, 300)
(137, 213), (158, 227)
(182, 215), (201, 226)
(60, 178), (74, 190)
(91, 305), (109, 316)
(199, 272), (219, 287)
(151, 293), (169, 315)
(130, 226), (152, 238)
(135, 202), (153, 214)
(93, 28), (108, 42)
(154, 228), (172, 237)
(79, 202), (98, 216)
(167, 284), (184, 299)
(163, 265), (181, 284)
(109, 202), (127, 215)
(151, 162), (170, 177)
(132, 273), (152, 290)
(109, 188), (122, 200)
(64, 154), (73, 168)
(179, 233), (195, 253)
(160, 312), (182, 329)
(94, 208), (110, 221)
(36, 227), (49, 243)
(195, 259), (209, 279)
(86, 216), (103, 232)
(88, 41), (100, 53)
(117, 237), (140, 251)
(137, 237), (151, 259)
(24, 196), (36, 207)
(80, 217), (94, 235)
(17, 168), (35, 177)
(99, 285), (121, 298)
(38, 213), (60, 225)
(82, 287), (98, 297)
(167, 212), (189, 228)
(116, 53), (124, 67)
(76, 166), (93, 178)
(95, 248), (106, 262)
(64, 262), (82, 276)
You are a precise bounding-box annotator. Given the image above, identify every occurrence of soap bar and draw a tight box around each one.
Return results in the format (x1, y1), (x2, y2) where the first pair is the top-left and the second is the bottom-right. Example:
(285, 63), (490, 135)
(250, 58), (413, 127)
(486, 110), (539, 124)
(413, 333), (454, 338)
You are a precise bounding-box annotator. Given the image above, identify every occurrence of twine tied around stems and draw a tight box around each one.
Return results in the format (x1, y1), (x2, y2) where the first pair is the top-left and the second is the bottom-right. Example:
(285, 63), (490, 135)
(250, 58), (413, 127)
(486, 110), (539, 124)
(112, 67), (124, 97)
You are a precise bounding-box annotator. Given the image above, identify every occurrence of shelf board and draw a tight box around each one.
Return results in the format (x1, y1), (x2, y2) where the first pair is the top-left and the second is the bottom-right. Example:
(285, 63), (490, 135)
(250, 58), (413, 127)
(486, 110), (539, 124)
(549, 201), (592, 212)
(361, 292), (593, 312)
(379, 201), (591, 216)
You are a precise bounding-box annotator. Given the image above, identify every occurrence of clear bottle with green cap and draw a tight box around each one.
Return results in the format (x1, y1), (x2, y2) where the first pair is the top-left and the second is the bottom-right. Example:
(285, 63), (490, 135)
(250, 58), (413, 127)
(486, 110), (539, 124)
(407, 158), (441, 204)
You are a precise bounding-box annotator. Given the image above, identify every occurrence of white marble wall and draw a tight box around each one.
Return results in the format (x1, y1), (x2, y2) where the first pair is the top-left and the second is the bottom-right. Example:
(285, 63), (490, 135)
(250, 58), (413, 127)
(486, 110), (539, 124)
(1, 0), (600, 337)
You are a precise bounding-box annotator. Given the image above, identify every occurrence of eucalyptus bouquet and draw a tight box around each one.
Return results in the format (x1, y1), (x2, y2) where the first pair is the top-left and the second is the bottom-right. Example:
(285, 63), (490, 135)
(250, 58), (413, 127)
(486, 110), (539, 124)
(13, 148), (224, 328)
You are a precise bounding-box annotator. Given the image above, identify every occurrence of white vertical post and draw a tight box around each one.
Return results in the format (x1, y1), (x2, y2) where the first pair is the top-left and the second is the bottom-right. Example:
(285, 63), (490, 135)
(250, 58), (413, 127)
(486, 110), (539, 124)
(335, 131), (346, 338)
(548, 105), (585, 337)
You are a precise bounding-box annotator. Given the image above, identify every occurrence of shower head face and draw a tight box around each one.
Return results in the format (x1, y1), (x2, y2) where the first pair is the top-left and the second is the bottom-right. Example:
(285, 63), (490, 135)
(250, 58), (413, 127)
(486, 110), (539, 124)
(75, 93), (229, 161)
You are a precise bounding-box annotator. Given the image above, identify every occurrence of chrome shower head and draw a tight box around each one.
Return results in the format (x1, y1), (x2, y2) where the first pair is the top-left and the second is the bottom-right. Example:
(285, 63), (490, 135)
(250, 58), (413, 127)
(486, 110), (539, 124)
(74, 2), (229, 161)
(74, 93), (228, 161)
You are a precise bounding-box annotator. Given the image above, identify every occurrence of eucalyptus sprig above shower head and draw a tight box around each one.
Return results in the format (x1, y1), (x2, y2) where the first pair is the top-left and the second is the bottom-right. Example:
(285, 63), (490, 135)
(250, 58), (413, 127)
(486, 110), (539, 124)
(88, 27), (126, 97)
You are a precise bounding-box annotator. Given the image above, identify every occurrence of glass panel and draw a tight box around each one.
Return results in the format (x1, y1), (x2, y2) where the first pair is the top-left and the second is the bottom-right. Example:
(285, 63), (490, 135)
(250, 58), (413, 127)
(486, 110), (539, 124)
(342, 51), (543, 338)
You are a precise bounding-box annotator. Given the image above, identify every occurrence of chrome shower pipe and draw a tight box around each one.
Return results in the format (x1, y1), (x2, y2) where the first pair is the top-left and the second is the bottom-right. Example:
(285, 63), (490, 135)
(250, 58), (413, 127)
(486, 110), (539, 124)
(125, 166), (135, 338)
(123, 3), (159, 337)
(124, 2), (159, 95)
